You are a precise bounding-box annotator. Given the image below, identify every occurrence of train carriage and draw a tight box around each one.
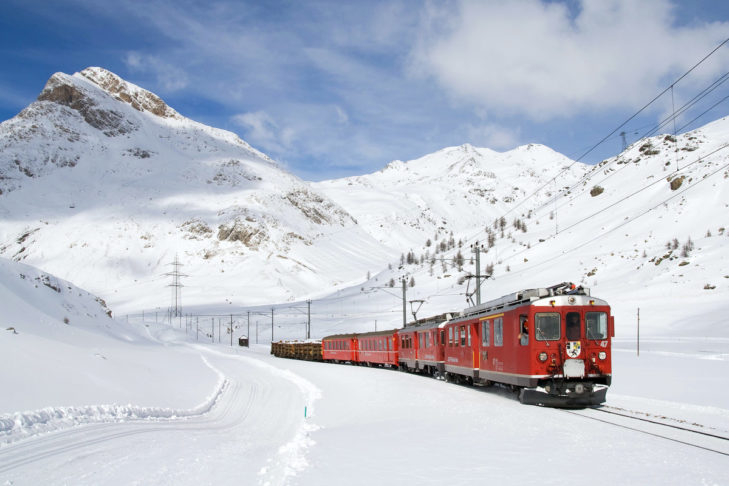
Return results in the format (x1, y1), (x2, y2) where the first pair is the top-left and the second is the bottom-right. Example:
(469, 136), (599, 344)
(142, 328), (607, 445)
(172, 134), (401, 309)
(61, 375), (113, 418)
(358, 329), (399, 367)
(413, 320), (448, 377)
(285, 282), (613, 408)
(322, 333), (358, 363)
(398, 314), (450, 375)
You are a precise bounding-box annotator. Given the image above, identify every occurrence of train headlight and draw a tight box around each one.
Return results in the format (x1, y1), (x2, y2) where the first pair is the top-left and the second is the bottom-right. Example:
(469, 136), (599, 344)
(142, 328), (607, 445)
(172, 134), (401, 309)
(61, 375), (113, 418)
(599, 351), (607, 360)
(538, 352), (548, 362)
(575, 383), (585, 394)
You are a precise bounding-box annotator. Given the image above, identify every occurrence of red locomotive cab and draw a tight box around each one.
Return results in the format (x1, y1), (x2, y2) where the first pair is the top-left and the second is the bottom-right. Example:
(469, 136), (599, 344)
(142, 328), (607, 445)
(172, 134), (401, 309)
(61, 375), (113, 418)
(462, 282), (613, 406)
(530, 304), (613, 383)
(523, 292), (613, 405)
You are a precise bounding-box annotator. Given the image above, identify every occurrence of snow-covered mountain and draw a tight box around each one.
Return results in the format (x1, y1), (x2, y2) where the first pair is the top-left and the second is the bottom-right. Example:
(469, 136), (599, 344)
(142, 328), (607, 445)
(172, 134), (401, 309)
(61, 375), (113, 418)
(314, 142), (587, 250)
(1, 67), (727, 330)
(0, 68), (391, 312)
(314, 116), (729, 337)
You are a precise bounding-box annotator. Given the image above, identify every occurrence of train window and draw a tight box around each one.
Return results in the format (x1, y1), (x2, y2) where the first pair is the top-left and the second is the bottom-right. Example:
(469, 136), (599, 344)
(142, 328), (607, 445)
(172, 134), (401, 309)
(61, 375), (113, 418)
(535, 313), (560, 340)
(566, 312), (581, 340)
(494, 317), (503, 347)
(441, 330), (446, 345)
(449, 327), (453, 346)
(460, 326), (466, 346)
(519, 315), (529, 346)
(467, 326), (471, 347)
(481, 320), (490, 346)
(586, 312), (608, 339)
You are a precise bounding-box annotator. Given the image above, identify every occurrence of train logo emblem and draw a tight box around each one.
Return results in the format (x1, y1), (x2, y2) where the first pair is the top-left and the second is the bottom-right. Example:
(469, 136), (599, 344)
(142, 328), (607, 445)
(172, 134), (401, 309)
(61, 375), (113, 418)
(566, 341), (581, 358)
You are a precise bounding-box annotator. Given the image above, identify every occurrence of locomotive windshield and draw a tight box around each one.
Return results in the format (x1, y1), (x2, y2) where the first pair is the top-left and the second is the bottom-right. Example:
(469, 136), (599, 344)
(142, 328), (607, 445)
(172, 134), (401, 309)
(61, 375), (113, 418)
(566, 312), (581, 340)
(586, 312), (608, 340)
(535, 313), (560, 340)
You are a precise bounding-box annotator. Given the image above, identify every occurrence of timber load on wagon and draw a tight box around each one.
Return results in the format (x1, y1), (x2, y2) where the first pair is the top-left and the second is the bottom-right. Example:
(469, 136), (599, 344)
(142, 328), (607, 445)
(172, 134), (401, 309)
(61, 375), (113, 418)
(270, 340), (323, 361)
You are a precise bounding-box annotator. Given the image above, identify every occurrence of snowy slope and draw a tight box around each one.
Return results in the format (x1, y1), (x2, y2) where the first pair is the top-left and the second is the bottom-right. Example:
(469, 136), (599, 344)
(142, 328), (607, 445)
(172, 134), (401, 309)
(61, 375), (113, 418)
(314, 142), (586, 249)
(0, 68), (391, 313)
(312, 117), (729, 338)
(1, 69), (728, 485)
(0, 257), (219, 417)
(1, 67), (727, 338)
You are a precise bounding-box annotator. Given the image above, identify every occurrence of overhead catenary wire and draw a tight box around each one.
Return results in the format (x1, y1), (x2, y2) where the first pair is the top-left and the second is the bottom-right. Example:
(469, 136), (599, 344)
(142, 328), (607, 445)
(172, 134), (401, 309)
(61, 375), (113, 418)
(418, 41), (729, 303)
(506, 155), (729, 278)
(136, 37), (729, 334)
(493, 36), (729, 224)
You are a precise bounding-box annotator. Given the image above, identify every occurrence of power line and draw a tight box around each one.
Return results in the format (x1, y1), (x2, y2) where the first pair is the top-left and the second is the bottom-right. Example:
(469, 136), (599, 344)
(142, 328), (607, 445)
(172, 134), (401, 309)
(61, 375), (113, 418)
(497, 36), (729, 224)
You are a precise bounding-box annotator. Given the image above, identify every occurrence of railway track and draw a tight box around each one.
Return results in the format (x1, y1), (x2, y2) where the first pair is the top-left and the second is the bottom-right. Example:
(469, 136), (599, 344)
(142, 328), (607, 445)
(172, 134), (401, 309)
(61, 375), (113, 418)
(564, 405), (729, 456)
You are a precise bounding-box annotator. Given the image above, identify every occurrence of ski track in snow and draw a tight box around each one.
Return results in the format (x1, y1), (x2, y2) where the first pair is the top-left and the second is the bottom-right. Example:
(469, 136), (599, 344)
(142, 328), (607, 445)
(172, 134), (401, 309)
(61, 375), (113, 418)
(194, 345), (322, 486)
(0, 355), (228, 446)
(0, 343), (322, 486)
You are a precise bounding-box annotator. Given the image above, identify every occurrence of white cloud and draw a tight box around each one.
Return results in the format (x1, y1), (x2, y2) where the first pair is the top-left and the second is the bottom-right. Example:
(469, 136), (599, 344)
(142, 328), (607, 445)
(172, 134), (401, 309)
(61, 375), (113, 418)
(466, 123), (522, 151)
(232, 104), (356, 163)
(412, 0), (729, 121)
(232, 111), (289, 154)
(123, 52), (189, 92)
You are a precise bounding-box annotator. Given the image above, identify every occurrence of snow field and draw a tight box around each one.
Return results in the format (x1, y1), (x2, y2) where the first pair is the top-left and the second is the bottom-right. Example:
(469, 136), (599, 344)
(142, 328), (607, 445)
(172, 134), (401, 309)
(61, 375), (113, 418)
(2, 309), (728, 485)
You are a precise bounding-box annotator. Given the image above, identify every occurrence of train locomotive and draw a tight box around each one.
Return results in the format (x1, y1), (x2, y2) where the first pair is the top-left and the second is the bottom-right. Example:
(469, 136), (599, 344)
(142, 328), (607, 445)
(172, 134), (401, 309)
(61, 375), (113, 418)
(283, 282), (613, 408)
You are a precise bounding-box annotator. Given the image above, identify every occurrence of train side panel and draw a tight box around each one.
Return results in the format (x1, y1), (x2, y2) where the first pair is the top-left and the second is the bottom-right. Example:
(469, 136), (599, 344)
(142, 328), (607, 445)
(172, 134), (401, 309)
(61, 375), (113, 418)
(358, 330), (399, 367)
(322, 334), (358, 363)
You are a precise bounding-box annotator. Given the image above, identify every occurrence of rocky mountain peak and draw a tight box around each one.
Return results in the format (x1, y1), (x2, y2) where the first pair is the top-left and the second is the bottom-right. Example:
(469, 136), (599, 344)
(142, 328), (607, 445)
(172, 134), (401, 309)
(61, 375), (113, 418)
(35, 71), (135, 136)
(78, 67), (181, 119)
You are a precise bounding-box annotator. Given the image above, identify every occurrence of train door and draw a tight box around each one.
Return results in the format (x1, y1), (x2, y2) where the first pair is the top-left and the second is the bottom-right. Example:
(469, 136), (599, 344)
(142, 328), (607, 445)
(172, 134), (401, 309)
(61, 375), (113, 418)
(471, 320), (480, 370)
(513, 311), (531, 375)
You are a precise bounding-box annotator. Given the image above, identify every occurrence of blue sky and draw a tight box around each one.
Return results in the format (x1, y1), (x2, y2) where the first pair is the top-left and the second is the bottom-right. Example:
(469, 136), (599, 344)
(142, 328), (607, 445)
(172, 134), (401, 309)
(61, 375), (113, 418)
(1, 0), (728, 181)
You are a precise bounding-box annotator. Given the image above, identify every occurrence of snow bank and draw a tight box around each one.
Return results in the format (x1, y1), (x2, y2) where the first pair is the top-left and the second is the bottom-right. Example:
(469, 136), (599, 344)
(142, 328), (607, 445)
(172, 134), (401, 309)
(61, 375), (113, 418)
(0, 355), (227, 445)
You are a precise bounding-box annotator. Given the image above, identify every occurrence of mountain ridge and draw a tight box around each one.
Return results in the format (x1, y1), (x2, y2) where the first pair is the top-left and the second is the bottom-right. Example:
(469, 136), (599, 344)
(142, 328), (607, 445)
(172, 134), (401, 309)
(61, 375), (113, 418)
(1, 67), (727, 325)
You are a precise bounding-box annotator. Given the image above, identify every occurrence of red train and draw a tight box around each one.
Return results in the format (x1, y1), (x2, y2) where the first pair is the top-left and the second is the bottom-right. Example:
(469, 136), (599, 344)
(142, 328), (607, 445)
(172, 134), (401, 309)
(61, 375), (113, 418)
(321, 282), (613, 407)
